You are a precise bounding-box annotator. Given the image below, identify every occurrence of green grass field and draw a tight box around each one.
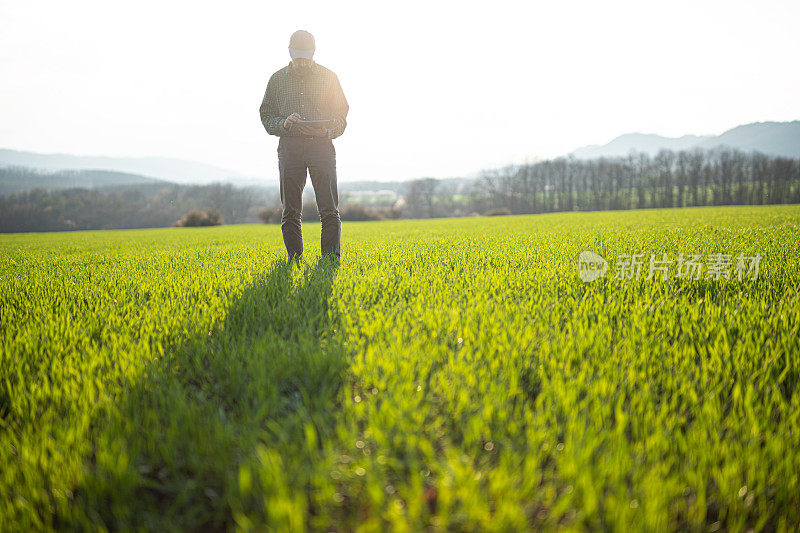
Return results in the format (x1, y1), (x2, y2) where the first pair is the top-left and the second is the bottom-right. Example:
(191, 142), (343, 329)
(2, 205), (799, 531)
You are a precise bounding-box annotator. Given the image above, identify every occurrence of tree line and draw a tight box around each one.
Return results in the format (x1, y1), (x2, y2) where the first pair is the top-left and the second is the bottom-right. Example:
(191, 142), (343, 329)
(459, 147), (799, 216)
(1, 147), (798, 232)
(0, 182), (275, 233)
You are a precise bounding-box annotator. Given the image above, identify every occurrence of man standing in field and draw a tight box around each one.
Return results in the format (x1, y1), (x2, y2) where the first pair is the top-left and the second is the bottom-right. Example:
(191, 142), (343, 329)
(259, 29), (349, 263)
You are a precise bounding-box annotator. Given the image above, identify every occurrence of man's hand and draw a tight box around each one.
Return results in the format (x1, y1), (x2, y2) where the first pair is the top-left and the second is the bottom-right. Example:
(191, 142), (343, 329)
(295, 124), (329, 137)
(283, 112), (302, 130)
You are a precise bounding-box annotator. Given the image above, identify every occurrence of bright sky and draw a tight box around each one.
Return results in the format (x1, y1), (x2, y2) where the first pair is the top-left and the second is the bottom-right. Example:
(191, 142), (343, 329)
(1, 0), (798, 182)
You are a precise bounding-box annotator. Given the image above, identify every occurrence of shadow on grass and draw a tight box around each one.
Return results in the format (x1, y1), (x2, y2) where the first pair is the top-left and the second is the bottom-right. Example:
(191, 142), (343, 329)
(68, 257), (347, 531)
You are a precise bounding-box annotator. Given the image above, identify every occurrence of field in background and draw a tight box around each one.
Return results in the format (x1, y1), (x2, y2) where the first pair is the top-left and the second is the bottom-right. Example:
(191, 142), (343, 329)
(1, 206), (799, 531)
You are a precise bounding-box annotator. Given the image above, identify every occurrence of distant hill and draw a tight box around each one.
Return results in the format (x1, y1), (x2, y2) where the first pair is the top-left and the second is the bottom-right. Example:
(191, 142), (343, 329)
(694, 121), (800, 156)
(571, 121), (800, 159)
(571, 134), (713, 159)
(0, 166), (174, 195)
(0, 148), (246, 184)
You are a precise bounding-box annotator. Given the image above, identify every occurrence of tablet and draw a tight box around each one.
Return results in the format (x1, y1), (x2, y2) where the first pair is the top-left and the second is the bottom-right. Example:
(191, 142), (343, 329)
(294, 119), (334, 127)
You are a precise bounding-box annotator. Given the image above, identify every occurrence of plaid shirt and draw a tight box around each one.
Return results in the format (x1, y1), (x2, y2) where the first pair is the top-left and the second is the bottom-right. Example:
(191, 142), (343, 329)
(259, 61), (349, 139)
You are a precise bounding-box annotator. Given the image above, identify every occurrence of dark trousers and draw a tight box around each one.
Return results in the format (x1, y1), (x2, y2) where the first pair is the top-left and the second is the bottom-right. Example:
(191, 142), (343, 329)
(277, 136), (341, 260)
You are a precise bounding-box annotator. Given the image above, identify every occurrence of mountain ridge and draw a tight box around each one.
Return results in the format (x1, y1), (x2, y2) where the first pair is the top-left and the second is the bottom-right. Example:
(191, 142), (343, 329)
(0, 167), (175, 195)
(0, 148), (245, 184)
(570, 121), (800, 159)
